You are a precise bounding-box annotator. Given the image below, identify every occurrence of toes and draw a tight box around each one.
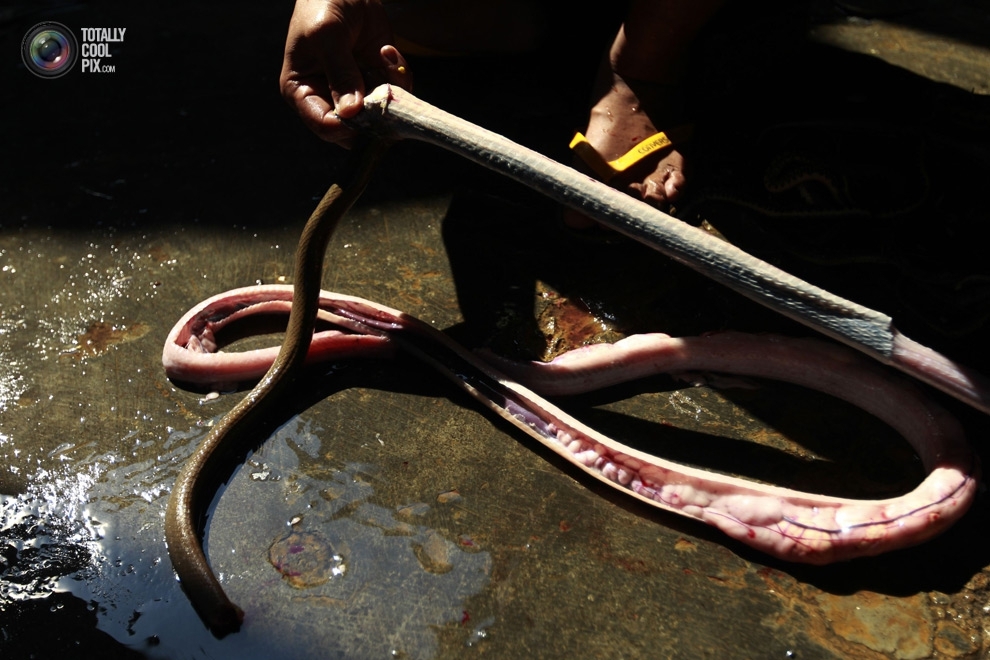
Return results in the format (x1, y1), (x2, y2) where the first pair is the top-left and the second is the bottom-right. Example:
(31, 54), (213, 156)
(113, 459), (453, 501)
(664, 168), (687, 200)
(628, 161), (685, 208)
(643, 177), (669, 205)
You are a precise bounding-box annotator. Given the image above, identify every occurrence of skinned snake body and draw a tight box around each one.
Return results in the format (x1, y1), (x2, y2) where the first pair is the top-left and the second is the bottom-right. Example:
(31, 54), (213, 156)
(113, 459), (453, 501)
(163, 85), (988, 636)
(164, 283), (977, 559)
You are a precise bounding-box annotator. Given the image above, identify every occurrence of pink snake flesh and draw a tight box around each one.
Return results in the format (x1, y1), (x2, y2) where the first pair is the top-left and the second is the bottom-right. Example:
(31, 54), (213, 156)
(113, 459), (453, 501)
(163, 284), (979, 565)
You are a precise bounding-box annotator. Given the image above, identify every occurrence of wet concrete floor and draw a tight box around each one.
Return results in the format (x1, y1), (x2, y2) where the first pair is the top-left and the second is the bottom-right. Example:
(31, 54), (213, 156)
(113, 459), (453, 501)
(3, 1), (990, 658)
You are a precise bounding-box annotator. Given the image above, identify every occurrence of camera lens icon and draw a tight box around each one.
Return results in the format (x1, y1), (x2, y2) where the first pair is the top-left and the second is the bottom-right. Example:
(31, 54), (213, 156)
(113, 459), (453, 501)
(22, 22), (79, 78)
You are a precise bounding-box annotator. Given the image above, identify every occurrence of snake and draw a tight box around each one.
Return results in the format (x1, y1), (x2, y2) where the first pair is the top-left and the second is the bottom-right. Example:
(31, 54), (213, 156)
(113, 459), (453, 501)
(163, 84), (988, 636)
(163, 137), (388, 635)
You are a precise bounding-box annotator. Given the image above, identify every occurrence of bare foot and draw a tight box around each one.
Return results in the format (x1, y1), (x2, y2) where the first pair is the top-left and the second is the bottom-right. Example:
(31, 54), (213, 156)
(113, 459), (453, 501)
(564, 0), (723, 230)
(590, 71), (689, 203)
(565, 69), (691, 229)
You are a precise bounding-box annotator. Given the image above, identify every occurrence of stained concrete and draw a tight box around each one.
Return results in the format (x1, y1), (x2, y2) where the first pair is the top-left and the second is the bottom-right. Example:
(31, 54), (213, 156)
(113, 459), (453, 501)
(3, 1), (990, 659)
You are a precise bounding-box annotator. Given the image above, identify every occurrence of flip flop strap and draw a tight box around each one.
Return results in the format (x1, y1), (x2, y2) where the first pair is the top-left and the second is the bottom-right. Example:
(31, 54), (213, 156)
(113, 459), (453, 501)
(570, 130), (683, 182)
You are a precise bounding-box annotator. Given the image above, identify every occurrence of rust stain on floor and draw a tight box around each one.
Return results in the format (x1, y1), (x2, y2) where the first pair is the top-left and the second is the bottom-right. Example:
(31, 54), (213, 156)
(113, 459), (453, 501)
(74, 321), (150, 357)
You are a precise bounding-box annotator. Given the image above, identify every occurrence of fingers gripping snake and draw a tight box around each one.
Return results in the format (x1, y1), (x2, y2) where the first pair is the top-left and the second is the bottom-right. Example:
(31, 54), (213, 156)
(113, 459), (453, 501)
(163, 85), (985, 636)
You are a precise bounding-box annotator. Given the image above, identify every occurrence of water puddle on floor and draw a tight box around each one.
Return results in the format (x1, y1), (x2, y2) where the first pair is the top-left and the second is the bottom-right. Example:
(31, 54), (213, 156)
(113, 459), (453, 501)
(2, 413), (494, 659)
(1, 220), (493, 658)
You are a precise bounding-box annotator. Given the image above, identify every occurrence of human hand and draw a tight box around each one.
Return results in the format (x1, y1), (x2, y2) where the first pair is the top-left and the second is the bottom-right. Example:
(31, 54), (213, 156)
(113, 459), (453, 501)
(280, 0), (412, 145)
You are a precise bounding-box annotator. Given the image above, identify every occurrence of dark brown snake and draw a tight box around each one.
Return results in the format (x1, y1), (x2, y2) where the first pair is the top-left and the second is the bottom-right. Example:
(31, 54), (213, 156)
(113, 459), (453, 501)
(163, 85), (989, 637)
(164, 137), (388, 633)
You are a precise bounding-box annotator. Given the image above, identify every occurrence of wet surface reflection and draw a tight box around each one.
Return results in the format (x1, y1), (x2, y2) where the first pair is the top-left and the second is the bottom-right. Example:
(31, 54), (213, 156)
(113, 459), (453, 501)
(3, 408), (496, 659)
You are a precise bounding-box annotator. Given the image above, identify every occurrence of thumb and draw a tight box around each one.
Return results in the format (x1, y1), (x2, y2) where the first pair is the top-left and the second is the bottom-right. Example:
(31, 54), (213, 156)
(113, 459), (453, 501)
(321, 42), (367, 118)
(379, 45), (413, 92)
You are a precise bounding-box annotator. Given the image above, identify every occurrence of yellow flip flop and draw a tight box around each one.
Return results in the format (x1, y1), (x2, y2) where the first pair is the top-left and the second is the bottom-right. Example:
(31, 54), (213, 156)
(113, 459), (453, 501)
(569, 127), (692, 183)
